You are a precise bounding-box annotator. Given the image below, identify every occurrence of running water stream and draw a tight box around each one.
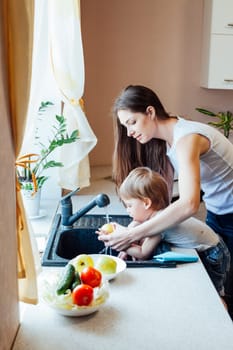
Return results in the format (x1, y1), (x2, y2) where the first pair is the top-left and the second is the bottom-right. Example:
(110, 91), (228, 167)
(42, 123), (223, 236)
(99, 207), (113, 255)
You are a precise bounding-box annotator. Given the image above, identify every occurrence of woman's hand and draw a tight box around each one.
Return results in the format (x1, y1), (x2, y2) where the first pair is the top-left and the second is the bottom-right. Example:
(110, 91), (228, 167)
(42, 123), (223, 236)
(97, 222), (132, 251)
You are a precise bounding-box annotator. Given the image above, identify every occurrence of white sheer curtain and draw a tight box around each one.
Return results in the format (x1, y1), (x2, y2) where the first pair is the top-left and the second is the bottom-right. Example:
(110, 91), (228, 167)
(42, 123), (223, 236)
(48, 0), (97, 190)
(21, 0), (53, 152)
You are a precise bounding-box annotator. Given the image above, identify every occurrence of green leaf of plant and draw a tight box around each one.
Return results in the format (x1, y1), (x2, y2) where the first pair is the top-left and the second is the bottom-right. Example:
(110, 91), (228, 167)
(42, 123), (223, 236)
(43, 161), (64, 169)
(197, 107), (233, 138)
(17, 101), (79, 188)
(196, 108), (216, 117)
(70, 130), (79, 139)
(56, 115), (65, 124)
(37, 176), (49, 188)
(38, 101), (54, 112)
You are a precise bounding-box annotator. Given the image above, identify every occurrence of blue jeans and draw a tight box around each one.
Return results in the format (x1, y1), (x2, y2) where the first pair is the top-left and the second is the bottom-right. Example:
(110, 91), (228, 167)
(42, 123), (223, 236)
(206, 210), (233, 298)
(199, 237), (230, 295)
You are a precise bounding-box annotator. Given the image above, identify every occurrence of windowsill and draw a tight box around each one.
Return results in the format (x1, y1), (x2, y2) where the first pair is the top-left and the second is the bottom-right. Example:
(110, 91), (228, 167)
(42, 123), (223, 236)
(27, 198), (59, 252)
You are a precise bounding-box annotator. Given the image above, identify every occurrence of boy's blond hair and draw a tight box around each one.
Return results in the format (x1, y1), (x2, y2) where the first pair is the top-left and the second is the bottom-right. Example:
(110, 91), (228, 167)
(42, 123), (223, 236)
(119, 167), (169, 210)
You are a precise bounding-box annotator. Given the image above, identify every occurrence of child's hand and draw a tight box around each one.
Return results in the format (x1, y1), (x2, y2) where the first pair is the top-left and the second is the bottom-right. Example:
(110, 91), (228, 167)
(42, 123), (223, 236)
(97, 222), (131, 251)
(118, 251), (128, 260)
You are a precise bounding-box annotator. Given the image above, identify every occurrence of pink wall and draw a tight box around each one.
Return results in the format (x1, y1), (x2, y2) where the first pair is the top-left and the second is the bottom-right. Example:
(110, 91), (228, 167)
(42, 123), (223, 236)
(81, 0), (233, 166)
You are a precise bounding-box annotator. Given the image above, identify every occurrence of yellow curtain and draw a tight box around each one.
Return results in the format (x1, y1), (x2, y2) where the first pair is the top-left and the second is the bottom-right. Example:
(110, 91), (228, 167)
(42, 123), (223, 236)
(4, 0), (38, 304)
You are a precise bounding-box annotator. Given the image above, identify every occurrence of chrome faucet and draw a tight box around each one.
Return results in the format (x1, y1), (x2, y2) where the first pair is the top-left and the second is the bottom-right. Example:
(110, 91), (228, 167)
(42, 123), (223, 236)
(60, 188), (110, 228)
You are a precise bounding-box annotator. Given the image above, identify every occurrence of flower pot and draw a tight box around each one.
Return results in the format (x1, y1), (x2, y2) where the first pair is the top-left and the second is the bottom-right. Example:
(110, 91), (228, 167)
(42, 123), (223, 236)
(21, 188), (41, 217)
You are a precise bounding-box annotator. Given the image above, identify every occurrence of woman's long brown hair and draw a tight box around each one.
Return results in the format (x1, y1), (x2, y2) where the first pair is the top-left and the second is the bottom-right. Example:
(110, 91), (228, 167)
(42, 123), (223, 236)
(112, 85), (174, 199)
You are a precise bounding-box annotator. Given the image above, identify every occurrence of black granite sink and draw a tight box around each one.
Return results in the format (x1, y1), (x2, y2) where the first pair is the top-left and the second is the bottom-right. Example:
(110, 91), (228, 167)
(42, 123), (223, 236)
(42, 214), (131, 266)
(56, 228), (106, 259)
(41, 214), (175, 268)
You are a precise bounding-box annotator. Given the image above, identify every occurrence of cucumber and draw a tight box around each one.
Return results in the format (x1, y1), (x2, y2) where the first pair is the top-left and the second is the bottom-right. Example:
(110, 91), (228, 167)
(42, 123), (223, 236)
(71, 272), (81, 290)
(56, 263), (75, 295)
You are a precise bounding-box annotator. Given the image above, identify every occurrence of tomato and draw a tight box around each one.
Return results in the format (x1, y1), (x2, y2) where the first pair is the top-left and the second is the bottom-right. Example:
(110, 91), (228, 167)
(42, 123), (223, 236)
(72, 284), (94, 306)
(81, 266), (102, 288)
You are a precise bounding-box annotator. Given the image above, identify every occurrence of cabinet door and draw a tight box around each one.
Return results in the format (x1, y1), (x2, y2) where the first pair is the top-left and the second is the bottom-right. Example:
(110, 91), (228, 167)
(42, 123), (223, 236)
(207, 35), (233, 89)
(211, 0), (233, 34)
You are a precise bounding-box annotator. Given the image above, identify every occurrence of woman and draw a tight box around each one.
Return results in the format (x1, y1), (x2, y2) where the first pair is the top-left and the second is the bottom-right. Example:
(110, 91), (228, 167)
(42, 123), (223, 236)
(98, 85), (233, 312)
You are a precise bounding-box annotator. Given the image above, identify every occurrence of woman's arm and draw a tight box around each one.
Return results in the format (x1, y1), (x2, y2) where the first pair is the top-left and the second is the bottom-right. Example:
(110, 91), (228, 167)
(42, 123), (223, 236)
(99, 134), (209, 251)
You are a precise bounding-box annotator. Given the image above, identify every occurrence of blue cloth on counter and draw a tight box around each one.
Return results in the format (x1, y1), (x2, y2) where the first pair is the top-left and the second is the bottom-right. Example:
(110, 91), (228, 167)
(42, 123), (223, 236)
(153, 251), (199, 263)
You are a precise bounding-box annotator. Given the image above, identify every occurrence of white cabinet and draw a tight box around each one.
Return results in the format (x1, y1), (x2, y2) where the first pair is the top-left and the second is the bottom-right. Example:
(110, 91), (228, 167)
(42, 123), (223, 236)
(200, 0), (233, 89)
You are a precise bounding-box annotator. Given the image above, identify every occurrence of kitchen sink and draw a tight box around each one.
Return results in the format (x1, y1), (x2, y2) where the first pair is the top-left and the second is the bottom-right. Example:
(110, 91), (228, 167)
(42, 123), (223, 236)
(41, 214), (175, 268)
(42, 214), (131, 266)
(56, 228), (107, 259)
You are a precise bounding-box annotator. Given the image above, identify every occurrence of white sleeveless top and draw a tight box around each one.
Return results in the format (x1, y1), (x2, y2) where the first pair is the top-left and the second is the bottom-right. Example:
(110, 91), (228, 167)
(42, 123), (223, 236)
(167, 117), (233, 214)
(160, 216), (219, 251)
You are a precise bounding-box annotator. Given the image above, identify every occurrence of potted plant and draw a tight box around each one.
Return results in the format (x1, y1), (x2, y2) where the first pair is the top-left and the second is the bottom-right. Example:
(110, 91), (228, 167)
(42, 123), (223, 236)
(16, 101), (79, 217)
(196, 108), (233, 138)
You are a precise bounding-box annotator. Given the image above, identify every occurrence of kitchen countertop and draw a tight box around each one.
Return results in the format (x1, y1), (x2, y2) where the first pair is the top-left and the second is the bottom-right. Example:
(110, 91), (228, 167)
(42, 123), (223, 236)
(14, 248), (233, 350)
(15, 193), (233, 350)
